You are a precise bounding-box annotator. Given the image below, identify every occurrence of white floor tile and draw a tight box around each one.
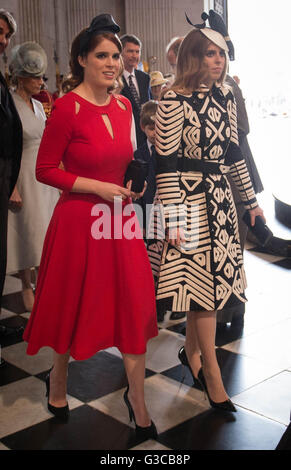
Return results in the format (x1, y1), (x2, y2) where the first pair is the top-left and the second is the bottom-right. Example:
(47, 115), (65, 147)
(2, 342), (53, 375)
(0, 377), (83, 439)
(145, 329), (185, 373)
(224, 318), (291, 370)
(3, 276), (21, 295)
(233, 371), (291, 426)
(89, 373), (208, 434)
(130, 439), (171, 450)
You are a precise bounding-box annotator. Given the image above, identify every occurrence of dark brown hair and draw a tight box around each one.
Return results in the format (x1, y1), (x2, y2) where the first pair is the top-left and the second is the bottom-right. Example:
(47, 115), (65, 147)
(0, 9), (17, 36)
(171, 29), (227, 94)
(62, 30), (123, 93)
(120, 34), (142, 49)
(140, 100), (158, 128)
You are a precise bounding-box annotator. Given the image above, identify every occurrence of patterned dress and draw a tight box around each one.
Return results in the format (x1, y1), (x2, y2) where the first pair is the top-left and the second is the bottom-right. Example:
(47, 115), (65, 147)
(147, 84), (258, 313)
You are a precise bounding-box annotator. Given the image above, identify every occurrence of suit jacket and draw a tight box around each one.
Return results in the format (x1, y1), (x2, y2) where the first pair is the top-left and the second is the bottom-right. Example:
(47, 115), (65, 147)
(0, 71), (23, 197)
(121, 70), (151, 147)
(225, 74), (264, 199)
(134, 142), (157, 230)
(0, 71), (22, 302)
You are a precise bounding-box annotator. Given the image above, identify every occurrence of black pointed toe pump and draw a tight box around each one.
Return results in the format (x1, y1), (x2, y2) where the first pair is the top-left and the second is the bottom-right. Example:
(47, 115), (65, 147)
(123, 386), (158, 439)
(178, 346), (236, 412)
(45, 367), (69, 420)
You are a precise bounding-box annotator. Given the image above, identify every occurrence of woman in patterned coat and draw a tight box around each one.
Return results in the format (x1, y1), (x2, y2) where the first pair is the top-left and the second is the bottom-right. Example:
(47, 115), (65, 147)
(147, 25), (265, 411)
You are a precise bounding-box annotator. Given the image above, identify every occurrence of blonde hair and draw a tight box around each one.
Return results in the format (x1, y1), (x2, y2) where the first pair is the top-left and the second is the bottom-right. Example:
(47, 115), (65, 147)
(171, 29), (227, 94)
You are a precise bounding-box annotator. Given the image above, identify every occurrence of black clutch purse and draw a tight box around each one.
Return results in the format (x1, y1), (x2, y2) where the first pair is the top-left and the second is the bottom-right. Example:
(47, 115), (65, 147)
(124, 159), (149, 193)
(242, 211), (273, 246)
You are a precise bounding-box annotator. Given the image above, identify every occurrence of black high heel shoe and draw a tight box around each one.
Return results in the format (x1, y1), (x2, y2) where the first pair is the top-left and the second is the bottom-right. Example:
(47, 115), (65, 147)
(45, 367), (69, 420)
(123, 386), (158, 439)
(178, 346), (236, 412)
(178, 345), (197, 385)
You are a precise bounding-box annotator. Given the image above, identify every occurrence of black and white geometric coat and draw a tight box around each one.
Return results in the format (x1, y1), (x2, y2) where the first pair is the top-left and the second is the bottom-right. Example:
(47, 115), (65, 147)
(147, 84), (258, 313)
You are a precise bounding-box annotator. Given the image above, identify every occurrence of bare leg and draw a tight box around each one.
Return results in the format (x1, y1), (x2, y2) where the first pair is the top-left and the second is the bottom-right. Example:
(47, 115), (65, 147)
(186, 310), (229, 403)
(19, 268), (34, 311)
(185, 311), (202, 377)
(122, 353), (151, 427)
(48, 351), (70, 408)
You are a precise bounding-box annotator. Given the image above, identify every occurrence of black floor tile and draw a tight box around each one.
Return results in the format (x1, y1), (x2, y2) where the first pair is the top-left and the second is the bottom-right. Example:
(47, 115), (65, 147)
(161, 348), (277, 398)
(161, 362), (204, 391)
(1, 292), (27, 314)
(36, 351), (154, 402)
(216, 348), (280, 397)
(167, 321), (186, 335)
(276, 422), (291, 450)
(215, 322), (245, 347)
(0, 316), (27, 347)
(1, 405), (142, 450)
(158, 407), (286, 450)
(161, 363), (193, 388)
(0, 360), (30, 386)
(67, 352), (127, 402)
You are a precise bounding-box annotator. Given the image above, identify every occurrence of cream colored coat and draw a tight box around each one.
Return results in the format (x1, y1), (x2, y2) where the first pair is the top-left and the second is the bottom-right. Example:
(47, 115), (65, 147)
(7, 92), (59, 273)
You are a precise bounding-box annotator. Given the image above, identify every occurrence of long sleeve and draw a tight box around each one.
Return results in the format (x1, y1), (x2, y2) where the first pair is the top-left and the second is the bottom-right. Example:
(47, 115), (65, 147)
(36, 97), (78, 191)
(225, 96), (258, 210)
(155, 90), (186, 229)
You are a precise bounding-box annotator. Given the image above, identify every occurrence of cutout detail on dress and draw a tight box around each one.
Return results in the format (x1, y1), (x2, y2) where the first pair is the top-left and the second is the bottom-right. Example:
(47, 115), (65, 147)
(116, 99), (126, 111)
(75, 101), (80, 115)
(102, 114), (114, 139)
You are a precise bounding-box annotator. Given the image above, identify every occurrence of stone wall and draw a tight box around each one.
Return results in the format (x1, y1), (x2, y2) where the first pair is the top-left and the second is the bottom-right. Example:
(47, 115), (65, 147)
(0, 0), (227, 92)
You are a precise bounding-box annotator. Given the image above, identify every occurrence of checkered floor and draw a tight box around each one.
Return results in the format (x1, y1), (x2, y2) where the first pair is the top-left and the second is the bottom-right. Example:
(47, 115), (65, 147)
(1, 227), (290, 451)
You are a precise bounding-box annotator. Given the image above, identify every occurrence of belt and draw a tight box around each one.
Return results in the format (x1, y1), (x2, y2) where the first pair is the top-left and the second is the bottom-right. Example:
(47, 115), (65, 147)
(177, 158), (229, 174)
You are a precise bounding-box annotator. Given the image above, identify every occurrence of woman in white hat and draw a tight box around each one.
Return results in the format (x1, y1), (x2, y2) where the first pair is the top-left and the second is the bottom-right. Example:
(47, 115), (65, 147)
(150, 71), (168, 101)
(147, 11), (265, 411)
(8, 42), (59, 311)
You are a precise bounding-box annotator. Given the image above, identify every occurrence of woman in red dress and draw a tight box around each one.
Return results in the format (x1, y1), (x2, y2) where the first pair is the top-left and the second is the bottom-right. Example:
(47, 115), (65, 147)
(23, 14), (158, 437)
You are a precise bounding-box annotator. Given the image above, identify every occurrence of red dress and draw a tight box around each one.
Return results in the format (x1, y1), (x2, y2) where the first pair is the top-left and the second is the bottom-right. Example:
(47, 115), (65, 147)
(23, 92), (158, 360)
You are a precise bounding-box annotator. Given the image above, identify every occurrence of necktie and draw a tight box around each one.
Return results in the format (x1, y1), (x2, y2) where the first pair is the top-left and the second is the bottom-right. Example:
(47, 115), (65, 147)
(151, 145), (157, 171)
(128, 74), (141, 111)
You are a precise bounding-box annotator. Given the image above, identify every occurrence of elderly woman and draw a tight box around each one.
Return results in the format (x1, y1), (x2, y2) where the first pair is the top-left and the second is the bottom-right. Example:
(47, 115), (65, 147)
(150, 71), (168, 101)
(7, 42), (59, 311)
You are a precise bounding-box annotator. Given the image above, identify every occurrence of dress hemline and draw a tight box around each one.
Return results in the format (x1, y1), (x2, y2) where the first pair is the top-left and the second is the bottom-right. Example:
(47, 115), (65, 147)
(23, 331), (159, 361)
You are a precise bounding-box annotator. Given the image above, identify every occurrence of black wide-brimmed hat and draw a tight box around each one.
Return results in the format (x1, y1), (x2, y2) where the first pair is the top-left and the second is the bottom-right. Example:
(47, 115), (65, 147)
(79, 13), (120, 55)
(186, 9), (235, 60)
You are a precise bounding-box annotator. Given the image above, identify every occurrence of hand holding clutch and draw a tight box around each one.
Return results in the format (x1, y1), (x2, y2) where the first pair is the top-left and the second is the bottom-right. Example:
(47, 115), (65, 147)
(124, 159), (149, 193)
(243, 210), (273, 246)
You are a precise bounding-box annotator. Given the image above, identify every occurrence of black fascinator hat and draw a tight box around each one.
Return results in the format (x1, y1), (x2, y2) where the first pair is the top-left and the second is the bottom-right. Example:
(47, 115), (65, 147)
(79, 13), (120, 56)
(186, 9), (235, 61)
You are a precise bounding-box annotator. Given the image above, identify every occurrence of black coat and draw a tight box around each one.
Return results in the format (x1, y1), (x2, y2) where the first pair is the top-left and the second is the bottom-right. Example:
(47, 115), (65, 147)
(121, 70), (151, 147)
(134, 142), (157, 231)
(0, 72), (23, 197)
(0, 71), (22, 302)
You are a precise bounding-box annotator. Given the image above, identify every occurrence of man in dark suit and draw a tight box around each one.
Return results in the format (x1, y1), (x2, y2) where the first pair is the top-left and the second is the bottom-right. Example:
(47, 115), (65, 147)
(120, 34), (151, 147)
(0, 10), (23, 351)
